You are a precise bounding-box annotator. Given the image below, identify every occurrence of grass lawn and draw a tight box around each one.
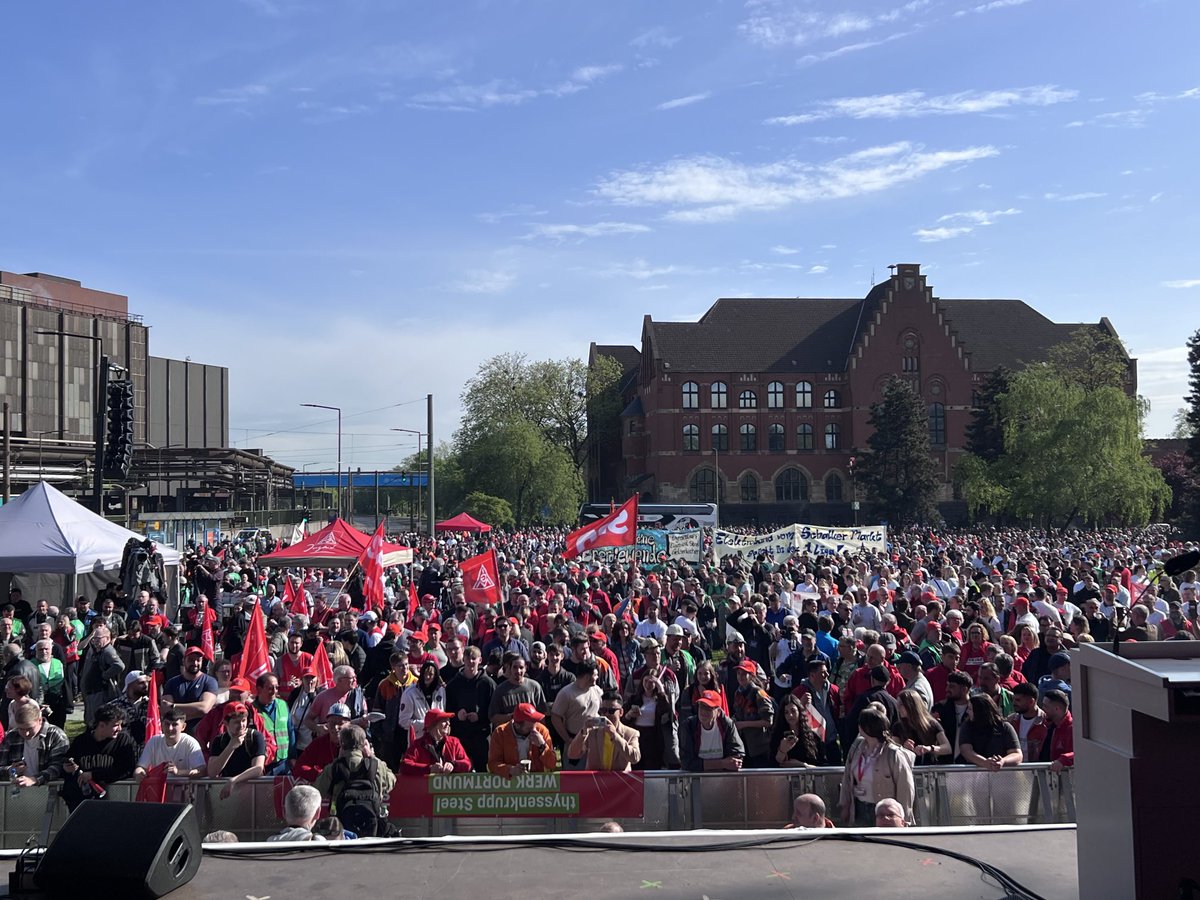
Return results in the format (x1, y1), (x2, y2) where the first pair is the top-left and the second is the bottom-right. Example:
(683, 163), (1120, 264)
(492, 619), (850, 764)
(65, 719), (87, 742)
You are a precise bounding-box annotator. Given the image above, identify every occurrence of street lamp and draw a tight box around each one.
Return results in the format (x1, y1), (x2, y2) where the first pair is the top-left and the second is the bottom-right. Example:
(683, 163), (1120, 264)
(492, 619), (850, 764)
(35, 429), (58, 479)
(390, 428), (425, 530)
(300, 403), (342, 518)
(35, 330), (107, 513)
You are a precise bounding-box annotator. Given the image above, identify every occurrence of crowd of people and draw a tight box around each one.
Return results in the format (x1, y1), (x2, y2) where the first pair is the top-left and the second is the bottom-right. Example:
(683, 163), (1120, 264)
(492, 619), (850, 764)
(1, 520), (1194, 839)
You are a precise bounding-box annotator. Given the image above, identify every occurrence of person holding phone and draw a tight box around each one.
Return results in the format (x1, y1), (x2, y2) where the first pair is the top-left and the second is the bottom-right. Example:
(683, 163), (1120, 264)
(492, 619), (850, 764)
(567, 691), (640, 771)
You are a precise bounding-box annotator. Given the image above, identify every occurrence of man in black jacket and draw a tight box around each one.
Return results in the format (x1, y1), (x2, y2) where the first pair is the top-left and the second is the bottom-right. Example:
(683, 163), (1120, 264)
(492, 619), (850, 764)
(61, 703), (138, 811)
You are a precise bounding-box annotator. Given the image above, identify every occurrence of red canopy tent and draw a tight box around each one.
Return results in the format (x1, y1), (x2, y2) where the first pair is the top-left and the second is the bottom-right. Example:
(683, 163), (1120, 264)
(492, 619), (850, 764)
(435, 512), (493, 533)
(259, 518), (412, 567)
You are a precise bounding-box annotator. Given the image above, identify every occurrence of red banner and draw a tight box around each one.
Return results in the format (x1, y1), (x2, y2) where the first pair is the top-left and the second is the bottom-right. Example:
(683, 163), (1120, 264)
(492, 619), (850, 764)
(388, 771), (643, 818)
(563, 496), (638, 561)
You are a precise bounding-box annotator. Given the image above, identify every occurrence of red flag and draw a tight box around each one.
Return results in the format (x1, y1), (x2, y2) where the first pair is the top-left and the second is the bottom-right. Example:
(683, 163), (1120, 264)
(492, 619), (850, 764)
(144, 670), (162, 743)
(199, 611), (215, 662)
(285, 577), (308, 616)
(235, 602), (271, 682)
(407, 581), (419, 621)
(135, 763), (168, 803)
(563, 496), (638, 561)
(360, 522), (386, 613)
(311, 639), (335, 690)
(462, 549), (501, 606)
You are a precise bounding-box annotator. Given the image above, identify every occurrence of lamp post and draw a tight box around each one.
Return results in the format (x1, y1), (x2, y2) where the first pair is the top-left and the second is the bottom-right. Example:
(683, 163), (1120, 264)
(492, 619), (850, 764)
(300, 403), (341, 518)
(35, 330), (107, 513)
(36, 429), (58, 479)
(390, 427), (425, 532)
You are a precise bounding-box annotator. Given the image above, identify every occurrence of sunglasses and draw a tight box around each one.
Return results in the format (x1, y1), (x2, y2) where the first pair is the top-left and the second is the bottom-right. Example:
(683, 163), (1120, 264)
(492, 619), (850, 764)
(599, 707), (620, 714)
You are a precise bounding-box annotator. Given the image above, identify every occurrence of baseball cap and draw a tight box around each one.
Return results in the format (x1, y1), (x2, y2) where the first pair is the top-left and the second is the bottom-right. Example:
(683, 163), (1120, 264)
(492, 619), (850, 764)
(224, 701), (248, 718)
(327, 703), (352, 719)
(589, 632), (608, 646)
(123, 670), (150, 688)
(228, 678), (253, 694)
(512, 703), (545, 723)
(696, 690), (723, 709)
(184, 646), (206, 657)
(1049, 652), (1072, 671)
(665, 624), (685, 637)
(726, 631), (746, 644)
(879, 632), (897, 647)
(300, 667), (317, 677)
(897, 650), (922, 667)
(801, 628), (816, 638)
(424, 709), (455, 729)
(735, 659), (758, 675)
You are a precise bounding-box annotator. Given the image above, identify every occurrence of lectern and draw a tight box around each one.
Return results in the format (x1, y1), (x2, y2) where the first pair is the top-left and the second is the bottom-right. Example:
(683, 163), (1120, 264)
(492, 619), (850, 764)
(1075, 641), (1200, 899)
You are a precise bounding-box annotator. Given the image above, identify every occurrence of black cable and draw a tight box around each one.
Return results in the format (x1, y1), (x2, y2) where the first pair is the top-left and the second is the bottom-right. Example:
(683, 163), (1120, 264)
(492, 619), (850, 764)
(203, 829), (1052, 898)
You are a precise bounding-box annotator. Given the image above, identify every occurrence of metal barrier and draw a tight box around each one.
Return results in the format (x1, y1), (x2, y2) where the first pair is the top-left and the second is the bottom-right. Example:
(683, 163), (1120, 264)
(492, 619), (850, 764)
(0, 765), (1075, 847)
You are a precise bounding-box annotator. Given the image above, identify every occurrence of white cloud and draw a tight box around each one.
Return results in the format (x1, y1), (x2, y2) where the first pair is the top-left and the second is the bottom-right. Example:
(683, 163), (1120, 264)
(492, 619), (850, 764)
(477, 205), (548, 224)
(449, 268), (516, 294)
(767, 85), (1075, 125)
(797, 32), (913, 66)
(1135, 86), (1200, 103)
(523, 222), (652, 241)
(195, 83), (270, 105)
(656, 92), (712, 110)
(954, 0), (1034, 16)
(1044, 191), (1106, 201)
(594, 142), (999, 222)
(740, 0), (931, 47)
(409, 64), (621, 110)
(595, 259), (710, 280)
(809, 265), (828, 274)
(630, 27), (681, 49)
(914, 207), (1020, 241)
(771, 245), (801, 255)
(1163, 279), (1200, 289)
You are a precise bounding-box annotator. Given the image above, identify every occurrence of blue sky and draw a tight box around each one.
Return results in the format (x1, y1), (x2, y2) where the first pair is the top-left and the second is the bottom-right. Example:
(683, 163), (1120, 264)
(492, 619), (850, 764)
(2, 0), (1197, 471)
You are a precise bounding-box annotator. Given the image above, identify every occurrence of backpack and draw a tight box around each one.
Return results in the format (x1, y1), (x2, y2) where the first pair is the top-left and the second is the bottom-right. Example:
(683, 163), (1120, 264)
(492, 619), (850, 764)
(327, 756), (387, 837)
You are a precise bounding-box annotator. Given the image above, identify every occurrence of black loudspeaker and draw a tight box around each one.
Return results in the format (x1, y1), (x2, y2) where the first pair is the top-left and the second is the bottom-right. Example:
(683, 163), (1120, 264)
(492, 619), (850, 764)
(35, 801), (201, 898)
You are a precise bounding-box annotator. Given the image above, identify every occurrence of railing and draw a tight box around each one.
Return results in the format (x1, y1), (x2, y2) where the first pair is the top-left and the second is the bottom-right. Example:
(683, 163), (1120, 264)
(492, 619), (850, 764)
(0, 765), (1074, 847)
(0, 283), (143, 324)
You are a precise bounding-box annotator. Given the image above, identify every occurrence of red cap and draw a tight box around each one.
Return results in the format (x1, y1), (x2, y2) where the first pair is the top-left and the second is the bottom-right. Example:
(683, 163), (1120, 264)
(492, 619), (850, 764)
(409, 630), (429, 644)
(229, 678), (253, 694)
(1056, 585), (1068, 596)
(589, 632), (608, 646)
(696, 690), (723, 709)
(736, 659), (758, 675)
(143, 615), (165, 627)
(920, 591), (937, 604)
(512, 703), (544, 723)
(224, 701), (248, 718)
(184, 646), (206, 657)
(1004, 579), (1016, 587)
(424, 708), (455, 729)
(300, 667), (317, 677)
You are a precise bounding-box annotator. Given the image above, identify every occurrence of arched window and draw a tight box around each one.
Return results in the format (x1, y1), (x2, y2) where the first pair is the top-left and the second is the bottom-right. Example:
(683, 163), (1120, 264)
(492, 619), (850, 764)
(928, 402), (946, 447)
(825, 473), (844, 502)
(682, 381), (699, 409)
(739, 389), (758, 409)
(768, 423), (785, 451)
(796, 381), (813, 408)
(767, 381), (784, 409)
(740, 473), (759, 502)
(711, 382), (728, 409)
(711, 424), (728, 452)
(740, 423), (757, 451)
(690, 468), (718, 503)
(824, 423), (840, 450)
(796, 423), (813, 451)
(682, 424), (700, 451)
(775, 468), (809, 502)
(824, 389), (840, 409)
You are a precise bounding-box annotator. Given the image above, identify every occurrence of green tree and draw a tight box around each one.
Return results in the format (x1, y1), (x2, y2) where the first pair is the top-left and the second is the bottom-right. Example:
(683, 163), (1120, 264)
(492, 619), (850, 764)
(1046, 325), (1130, 392)
(964, 366), (1011, 463)
(957, 366), (1169, 527)
(856, 377), (941, 526)
(462, 492), (515, 530)
(457, 419), (582, 525)
(1171, 408), (1194, 440)
(1182, 328), (1200, 528)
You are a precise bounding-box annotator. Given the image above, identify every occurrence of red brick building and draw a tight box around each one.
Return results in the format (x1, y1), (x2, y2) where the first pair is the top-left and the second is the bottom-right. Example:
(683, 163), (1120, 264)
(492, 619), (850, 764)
(588, 263), (1134, 525)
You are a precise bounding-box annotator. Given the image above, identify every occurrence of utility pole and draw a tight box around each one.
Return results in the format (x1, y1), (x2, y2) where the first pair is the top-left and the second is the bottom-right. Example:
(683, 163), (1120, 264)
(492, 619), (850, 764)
(427, 393), (435, 538)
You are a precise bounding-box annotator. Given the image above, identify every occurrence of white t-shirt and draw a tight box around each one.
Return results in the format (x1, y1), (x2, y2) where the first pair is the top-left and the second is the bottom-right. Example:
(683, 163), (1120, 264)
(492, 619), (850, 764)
(138, 734), (206, 772)
(673, 616), (700, 638)
(698, 722), (724, 759)
(635, 619), (667, 643)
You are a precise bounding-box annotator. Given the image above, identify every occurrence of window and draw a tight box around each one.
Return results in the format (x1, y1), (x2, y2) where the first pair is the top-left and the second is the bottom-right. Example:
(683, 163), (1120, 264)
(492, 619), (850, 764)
(682, 381), (699, 409)
(710, 382), (728, 409)
(767, 381), (784, 408)
(928, 402), (946, 447)
(824, 423), (840, 450)
(796, 423), (814, 451)
(768, 423), (785, 451)
(740, 473), (759, 502)
(825, 473), (844, 502)
(740, 423), (757, 451)
(823, 389), (840, 409)
(776, 468), (809, 501)
(690, 469), (718, 503)
(796, 381), (813, 408)
(739, 389), (758, 409)
(682, 424), (700, 451)
(711, 424), (728, 452)
(902, 356), (919, 373)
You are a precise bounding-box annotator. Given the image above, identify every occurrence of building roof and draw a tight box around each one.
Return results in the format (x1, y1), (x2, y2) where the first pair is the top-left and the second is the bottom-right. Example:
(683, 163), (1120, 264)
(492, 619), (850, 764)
(644, 289), (1104, 375)
(591, 343), (641, 376)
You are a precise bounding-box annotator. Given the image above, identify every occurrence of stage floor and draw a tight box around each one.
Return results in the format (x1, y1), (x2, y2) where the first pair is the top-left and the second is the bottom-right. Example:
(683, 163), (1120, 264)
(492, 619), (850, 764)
(4, 825), (1078, 900)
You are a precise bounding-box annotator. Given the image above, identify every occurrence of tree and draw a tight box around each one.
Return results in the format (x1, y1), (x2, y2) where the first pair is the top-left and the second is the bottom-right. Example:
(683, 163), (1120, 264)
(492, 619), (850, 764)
(1182, 328), (1200, 528)
(964, 366), (1011, 463)
(1152, 451), (1194, 523)
(457, 419), (582, 525)
(1046, 326), (1130, 392)
(462, 492), (515, 530)
(856, 377), (941, 526)
(956, 366), (1170, 527)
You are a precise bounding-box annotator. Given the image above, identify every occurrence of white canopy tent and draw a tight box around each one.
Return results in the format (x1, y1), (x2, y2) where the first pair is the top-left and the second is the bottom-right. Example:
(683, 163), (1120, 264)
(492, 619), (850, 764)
(0, 481), (181, 611)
